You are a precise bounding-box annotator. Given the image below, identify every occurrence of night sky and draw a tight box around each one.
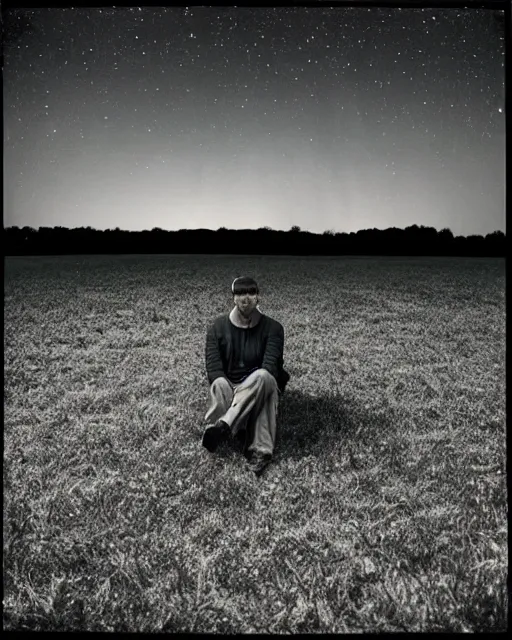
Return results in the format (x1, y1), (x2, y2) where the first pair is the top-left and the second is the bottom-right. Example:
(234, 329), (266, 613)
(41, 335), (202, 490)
(3, 6), (506, 236)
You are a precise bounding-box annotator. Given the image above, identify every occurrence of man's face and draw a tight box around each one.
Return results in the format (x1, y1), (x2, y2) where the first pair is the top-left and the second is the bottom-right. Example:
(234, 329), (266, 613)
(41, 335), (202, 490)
(234, 287), (259, 318)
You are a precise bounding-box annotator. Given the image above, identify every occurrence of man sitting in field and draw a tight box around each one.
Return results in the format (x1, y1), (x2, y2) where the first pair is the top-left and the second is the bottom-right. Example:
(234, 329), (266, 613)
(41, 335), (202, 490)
(202, 276), (290, 476)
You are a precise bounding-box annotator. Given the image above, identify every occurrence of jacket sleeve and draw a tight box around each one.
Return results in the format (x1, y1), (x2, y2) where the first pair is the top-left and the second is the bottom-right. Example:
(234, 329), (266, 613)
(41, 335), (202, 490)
(261, 322), (284, 381)
(205, 322), (226, 384)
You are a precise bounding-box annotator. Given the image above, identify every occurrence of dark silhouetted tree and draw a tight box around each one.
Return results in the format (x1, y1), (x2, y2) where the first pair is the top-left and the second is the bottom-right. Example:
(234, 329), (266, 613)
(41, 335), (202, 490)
(2, 224), (505, 257)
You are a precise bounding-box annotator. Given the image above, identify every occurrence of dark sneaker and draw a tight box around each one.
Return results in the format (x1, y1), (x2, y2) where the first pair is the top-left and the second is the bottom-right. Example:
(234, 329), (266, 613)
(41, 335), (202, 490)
(247, 452), (272, 477)
(202, 419), (230, 453)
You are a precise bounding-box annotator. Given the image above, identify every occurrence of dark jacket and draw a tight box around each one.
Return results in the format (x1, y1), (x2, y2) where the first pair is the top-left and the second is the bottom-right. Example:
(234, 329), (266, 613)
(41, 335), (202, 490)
(206, 314), (290, 393)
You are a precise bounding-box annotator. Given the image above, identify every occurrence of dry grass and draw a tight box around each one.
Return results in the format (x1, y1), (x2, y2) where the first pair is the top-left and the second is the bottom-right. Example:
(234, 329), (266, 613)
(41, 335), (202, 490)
(4, 254), (506, 632)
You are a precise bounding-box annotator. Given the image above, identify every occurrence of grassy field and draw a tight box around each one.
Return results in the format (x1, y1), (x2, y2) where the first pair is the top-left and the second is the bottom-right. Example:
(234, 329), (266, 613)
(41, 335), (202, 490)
(3, 254), (507, 632)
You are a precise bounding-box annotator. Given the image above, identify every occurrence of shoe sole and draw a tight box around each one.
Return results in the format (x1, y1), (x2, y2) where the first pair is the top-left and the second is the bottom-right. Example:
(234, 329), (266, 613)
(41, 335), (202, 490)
(250, 465), (268, 477)
(247, 458), (271, 477)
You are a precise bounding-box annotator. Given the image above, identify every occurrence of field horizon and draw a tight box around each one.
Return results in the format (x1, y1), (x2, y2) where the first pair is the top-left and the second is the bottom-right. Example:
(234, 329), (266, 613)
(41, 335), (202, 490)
(4, 254), (506, 632)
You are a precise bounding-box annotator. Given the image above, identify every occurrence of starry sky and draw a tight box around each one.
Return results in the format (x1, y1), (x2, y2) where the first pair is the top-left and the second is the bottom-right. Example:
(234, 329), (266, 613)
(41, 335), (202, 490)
(3, 5), (506, 236)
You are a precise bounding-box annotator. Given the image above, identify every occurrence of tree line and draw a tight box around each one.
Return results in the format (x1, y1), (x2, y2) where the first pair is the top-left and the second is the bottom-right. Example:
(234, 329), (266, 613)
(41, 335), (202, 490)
(3, 225), (506, 257)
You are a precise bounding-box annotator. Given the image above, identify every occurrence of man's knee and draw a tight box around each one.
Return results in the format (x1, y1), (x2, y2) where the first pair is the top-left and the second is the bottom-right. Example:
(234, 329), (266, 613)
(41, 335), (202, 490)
(211, 376), (231, 393)
(254, 368), (278, 389)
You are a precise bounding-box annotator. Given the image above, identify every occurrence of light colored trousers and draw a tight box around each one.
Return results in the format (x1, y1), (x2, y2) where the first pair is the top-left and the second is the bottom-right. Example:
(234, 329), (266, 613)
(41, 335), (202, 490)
(204, 368), (279, 457)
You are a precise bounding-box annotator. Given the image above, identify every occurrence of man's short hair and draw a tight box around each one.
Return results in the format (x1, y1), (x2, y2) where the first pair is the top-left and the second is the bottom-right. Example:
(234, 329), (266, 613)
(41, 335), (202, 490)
(232, 276), (259, 295)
